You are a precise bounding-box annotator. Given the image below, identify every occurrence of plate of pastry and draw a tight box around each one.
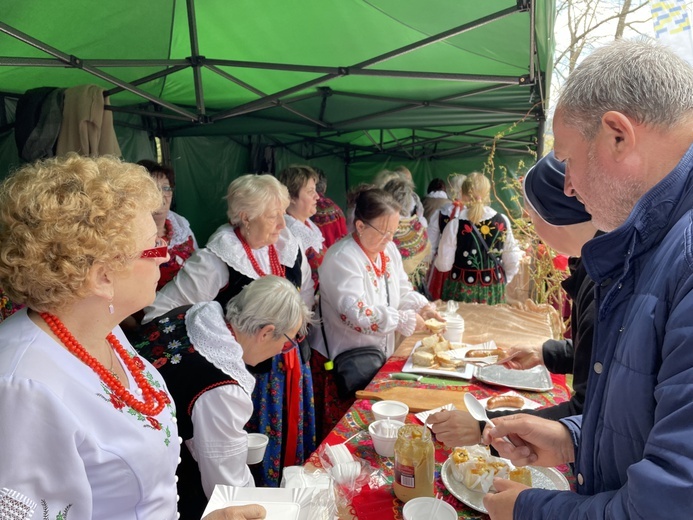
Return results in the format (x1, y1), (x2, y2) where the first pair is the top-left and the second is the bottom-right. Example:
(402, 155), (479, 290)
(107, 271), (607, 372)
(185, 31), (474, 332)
(401, 333), (483, 379)
(440, 445), (570, 514)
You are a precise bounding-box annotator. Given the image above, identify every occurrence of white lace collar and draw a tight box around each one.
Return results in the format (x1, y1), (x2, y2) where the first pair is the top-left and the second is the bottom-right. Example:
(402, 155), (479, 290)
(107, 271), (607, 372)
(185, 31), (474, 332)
(426, 191), (449, 199)
(167, 210), (196, 248)
(185, 301), (256, 396)
(205, 224), (300, 280)
(285, 214), (324, 253)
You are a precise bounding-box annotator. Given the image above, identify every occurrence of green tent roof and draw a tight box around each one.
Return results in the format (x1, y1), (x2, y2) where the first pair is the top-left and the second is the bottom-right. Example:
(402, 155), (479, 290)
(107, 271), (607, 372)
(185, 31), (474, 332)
(0, 0), (555, 161)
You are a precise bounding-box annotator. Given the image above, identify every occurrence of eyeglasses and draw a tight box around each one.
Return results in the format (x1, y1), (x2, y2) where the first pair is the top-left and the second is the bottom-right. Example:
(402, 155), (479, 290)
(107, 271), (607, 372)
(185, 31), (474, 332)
(364, 221), (397, 240)
(160, 186), (174, 193)
(282, 333), (305, 353)
(140, 237), (169, 259)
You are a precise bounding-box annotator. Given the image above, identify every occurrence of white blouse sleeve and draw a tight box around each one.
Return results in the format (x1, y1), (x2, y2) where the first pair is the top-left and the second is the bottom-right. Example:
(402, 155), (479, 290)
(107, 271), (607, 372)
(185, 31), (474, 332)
(499, 213), (523, 284)
(427, 209), (441, 255)
(0, 379), (94, 519)
(143, 248), (229, 323)
(391, 245), (429, 313)
(434, 218), (459, 273)
(322, 254), (404, 338)
(188, 385), (254, 498)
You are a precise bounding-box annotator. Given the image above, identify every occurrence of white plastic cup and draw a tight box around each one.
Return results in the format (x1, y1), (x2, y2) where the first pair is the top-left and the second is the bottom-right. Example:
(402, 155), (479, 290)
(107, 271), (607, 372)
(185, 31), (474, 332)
(368, 419), (404, 457)
(442, 316), (465, 343)
(371, 400), (409, 423)
(402, 497), (457, 520)
(246, 433), (269, 464)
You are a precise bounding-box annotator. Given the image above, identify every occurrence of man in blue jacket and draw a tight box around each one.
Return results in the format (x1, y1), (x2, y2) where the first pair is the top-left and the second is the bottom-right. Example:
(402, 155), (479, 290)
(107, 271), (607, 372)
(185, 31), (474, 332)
(483, 39), (693, 519)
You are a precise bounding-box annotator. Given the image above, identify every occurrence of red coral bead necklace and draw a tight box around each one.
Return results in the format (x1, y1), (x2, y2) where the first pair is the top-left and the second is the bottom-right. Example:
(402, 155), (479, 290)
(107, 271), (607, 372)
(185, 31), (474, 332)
(353, 232), (388, 278)
(40, 312), (169, 417)
(234, 226), (286, 277)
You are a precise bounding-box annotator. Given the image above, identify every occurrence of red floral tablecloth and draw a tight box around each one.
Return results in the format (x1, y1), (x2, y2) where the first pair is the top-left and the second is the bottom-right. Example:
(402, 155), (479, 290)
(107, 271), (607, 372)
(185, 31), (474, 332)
(306, 330), (575, 520)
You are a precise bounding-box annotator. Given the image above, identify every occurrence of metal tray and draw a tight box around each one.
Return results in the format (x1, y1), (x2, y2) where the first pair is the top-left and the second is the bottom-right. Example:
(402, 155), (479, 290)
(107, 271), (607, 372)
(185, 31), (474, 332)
(473, 365), (553, 392)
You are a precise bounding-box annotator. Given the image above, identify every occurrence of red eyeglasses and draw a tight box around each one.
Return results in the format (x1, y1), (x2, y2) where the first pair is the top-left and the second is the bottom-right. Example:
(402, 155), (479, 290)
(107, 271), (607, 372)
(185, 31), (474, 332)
(140, 237), (169, 259)
(282, 333), (305, 353)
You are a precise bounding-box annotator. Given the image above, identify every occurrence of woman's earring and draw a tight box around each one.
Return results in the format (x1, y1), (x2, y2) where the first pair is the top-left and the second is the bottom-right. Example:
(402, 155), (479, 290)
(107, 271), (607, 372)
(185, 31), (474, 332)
(108, 299), (115, 315)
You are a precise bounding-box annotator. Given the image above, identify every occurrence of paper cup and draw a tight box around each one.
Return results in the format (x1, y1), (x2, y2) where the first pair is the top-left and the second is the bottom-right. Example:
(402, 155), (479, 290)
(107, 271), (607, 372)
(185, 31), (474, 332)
(368, 419), (404, 457)
(442, 316), (465, 343)
(371, 400), (409, 423)
(246, 433), (269, 464)
(403, 497), (457, 520)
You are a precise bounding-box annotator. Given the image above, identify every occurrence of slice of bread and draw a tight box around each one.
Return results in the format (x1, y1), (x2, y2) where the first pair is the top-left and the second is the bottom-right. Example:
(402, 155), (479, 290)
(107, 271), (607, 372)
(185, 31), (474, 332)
(424, 318), (446, 333)
(412, 349), (435, 367)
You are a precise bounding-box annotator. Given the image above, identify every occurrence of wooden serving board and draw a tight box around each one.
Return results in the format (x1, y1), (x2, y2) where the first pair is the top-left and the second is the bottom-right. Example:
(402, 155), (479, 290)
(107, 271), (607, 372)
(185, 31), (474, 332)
(355, 386), (469, 413)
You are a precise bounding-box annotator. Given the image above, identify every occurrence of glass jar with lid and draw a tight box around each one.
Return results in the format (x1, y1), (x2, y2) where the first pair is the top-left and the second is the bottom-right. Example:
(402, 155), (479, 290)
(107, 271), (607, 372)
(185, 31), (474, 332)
(393, 424), (435, 502)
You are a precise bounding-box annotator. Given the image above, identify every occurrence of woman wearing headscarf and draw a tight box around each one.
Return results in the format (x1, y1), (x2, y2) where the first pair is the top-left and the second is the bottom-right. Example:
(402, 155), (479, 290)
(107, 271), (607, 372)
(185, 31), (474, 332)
(143, 174), (315, 487)
(435, 172), (522, 304)
(278, 164), (323, 290)
(135, 276), (312, 519)
(382, 176), (431, 292)
(314, 187), (443, 435)
(0, 155), (263, 520)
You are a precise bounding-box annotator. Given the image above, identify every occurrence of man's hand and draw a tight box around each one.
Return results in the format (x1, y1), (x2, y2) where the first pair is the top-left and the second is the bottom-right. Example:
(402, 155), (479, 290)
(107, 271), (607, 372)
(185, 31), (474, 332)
(202, 504), (267, 520)
(428, 409), (482, 447)
(482, 414), (574, 467)
(498, 344), (543, 370)
(483, 478), (528, 520)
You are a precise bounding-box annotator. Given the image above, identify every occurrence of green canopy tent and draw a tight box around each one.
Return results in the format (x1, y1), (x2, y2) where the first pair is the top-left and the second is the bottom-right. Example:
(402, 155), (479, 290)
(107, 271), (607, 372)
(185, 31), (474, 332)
(0, 0), (555, 243)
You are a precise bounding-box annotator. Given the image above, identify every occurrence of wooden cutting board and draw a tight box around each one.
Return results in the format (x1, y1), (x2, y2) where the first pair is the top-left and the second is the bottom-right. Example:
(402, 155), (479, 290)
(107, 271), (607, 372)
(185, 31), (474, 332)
(355, 386), (469, 413)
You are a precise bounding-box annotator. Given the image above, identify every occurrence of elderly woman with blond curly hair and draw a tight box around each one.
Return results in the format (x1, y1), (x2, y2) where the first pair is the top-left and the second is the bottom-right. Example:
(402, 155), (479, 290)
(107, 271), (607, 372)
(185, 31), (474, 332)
(0, 155), (265, 520)
(144, 173), (315, 487)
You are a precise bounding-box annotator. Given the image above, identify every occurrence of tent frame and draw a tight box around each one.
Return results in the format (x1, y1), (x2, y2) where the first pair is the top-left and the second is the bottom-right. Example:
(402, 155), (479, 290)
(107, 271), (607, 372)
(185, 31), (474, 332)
(0, 0), (547, 159)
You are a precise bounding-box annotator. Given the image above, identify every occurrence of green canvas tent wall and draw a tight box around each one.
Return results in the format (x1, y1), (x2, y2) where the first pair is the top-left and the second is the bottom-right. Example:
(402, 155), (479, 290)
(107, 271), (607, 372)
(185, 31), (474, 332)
(0, 0), (555, 243)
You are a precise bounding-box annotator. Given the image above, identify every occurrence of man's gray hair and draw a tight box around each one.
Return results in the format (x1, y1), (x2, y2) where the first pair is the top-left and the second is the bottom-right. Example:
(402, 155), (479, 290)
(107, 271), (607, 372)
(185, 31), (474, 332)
(557, 38), (693, 139)
(383, 177), (414, 217)
(225, 275), (313, 338)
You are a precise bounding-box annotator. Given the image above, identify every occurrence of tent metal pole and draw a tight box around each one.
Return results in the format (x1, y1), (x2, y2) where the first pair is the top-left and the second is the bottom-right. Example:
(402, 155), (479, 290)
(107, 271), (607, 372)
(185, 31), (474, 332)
(186, 0), (206, 116)
(0, 21), (198, 121)
(107, 106), (194, 122)
(205, 65), (330, 127)
(104, 64), (189, 97)
(354, 6), (521, 69)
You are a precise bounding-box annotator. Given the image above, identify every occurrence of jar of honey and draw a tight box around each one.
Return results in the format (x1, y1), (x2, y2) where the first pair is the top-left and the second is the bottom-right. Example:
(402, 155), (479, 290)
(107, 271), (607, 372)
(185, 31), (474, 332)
(393, 424), (435, 503)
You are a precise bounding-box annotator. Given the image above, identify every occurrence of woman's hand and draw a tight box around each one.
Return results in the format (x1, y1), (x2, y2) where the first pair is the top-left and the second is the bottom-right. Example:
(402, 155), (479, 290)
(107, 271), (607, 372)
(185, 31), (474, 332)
(419, 304), (445, 322)
(202, 504), (266, 520)
(483, 478), (528, 520)
(414, 313), (427, 332)
(428, 410), (482, 447)
(482, 414), (574, 467)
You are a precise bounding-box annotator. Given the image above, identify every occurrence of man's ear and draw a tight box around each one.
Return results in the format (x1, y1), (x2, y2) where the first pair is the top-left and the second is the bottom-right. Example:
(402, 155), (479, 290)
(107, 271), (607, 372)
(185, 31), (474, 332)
(601, 111), (636, 159)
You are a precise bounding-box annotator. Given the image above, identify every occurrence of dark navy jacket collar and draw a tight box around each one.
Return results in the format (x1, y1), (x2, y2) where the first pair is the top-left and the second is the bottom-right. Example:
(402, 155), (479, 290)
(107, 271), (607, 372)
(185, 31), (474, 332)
(582, 143), (693, 283)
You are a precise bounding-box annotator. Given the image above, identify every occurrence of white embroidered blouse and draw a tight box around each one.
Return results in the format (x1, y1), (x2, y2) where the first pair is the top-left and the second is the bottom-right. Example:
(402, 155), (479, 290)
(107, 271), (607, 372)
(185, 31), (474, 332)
(143, 224), (313, 323)
(317, 237), (430, 359)
(0, 309), (179, 520)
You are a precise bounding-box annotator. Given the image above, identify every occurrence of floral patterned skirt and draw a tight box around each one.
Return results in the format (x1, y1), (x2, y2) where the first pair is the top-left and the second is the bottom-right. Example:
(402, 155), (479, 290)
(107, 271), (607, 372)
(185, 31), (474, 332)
(247, 354), (316, 487)
(441, 277), (506, 305)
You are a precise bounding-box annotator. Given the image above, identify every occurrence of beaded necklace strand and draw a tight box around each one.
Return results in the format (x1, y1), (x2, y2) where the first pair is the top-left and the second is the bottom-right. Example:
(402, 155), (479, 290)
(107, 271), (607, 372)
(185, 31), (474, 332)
(353, 232), (388, 278)
(234, 226), (286, 277)
(40, 312), (169, 417)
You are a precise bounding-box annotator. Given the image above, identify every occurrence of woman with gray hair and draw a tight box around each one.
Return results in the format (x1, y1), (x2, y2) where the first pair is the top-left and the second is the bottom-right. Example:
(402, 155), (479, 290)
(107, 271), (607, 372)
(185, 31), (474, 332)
(143, 173), (316, 488)
(135, 276), (312, 519)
